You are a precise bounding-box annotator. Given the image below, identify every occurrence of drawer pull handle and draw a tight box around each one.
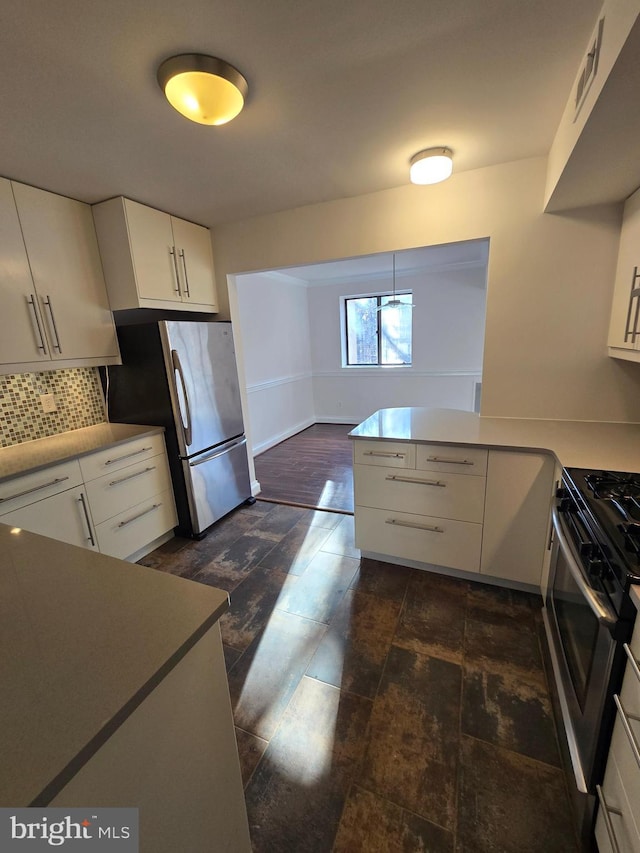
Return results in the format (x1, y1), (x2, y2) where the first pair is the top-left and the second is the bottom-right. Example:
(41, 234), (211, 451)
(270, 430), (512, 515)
(363, 451), (405, 459)
(0, 476), (70, 503)
(104, 446), (153, 466)
(385, 475), (445, 487)
(117, 503), (161, 528)
(613, 693), (640, 771)
(78, 492), (96, 547)
(386, 518), (443, 533)
(426, 455), (474, 466)
(595, 784), (622, 853)
(109, 466), (156, 487)
(623, 642), (640, 684)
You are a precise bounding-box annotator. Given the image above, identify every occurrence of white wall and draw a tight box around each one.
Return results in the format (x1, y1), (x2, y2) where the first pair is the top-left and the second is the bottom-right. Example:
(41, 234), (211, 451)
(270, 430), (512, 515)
(215, 156), (638, 425)
(234, 272), (314, 455)
(308, 263), (486, 423)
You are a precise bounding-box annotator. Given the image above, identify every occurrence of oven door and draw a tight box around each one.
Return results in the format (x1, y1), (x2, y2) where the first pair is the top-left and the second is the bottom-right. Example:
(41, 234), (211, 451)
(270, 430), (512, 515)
(544, 504), (618, 794)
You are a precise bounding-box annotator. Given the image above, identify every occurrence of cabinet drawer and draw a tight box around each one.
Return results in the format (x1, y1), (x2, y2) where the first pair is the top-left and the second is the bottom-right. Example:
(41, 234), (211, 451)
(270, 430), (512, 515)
(354, 505), (482, 573)
(353, 440), (416, 469)
(595, 751), (640, 853)
(608, 711), (640, 842)
(0, 460), (83, 515)
(354, 463), (485, 523)
(94, 488), (177, 560)
(80, 433), (166, 481)
(415, 444), (488, 476)
(85, 454), (173, 524)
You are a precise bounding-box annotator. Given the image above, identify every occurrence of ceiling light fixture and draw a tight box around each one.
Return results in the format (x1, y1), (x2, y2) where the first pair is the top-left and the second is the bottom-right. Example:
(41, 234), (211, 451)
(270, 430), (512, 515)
(378, 254), (414, 311)
(409, 147), (453, 185)
(157, 54), (248, 126)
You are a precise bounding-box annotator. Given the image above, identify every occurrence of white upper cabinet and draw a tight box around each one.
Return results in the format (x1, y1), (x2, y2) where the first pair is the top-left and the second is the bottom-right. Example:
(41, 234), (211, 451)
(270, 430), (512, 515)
(0, 178), (50, 365)
(608, 186), (640, 361)
(92, 197), (218, 313)
(11, 182), (120, 366)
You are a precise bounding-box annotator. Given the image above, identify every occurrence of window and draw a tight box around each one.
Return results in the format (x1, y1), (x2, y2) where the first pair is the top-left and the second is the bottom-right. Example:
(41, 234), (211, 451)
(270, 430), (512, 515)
(344, 294), (412, 366)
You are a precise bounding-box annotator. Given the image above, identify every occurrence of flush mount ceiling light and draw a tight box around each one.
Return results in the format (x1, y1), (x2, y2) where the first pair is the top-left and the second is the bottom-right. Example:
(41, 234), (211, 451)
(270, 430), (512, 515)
(409, 147), (453, 185)
(157, 54), (248, 126)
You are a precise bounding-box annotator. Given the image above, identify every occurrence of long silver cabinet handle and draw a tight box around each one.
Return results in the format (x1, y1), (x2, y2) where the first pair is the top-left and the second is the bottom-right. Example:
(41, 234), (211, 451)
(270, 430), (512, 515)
(386, 518), (443, 533)
(363, 451), (405, 459)
(0, 476), (70, 503)
(104, 446), (153, 466)
(169, 246), (181, 295)
(624, 266), (640, 342)
(426, 455), (474, 465)
(551, 506), (618, 628)
(179, 249), (191, 297)
(77, 492), (96, 547)
(623, 643), (640, 684)
(43, 295), (62, 353)
(117, 503), (161, 528)
(26, 295), (47, 353)
(595, 785), (621, 853)
(613, 694), (640, 771)
(385, 474), (445, 487)
(109, 466), (156, 487)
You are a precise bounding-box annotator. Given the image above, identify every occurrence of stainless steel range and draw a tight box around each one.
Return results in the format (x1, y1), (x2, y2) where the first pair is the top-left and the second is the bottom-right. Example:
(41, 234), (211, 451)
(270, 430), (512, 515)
(544, 468), (639, 845)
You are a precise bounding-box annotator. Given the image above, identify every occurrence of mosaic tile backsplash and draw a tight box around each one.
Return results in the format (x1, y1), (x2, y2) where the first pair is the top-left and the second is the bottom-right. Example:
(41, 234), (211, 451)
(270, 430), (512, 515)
(0, 368), (106, 447)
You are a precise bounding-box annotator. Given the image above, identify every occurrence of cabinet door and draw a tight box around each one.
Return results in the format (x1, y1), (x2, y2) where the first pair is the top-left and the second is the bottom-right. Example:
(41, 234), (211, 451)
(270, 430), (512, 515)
(609, 187), (640, 352)
(170, 216), (218, 309)
(0, 178), (50, 365)
(12, 182), (119, 361)
(481, 451), (555, 587)
(124, 199), (181, 303)
(0, 485), (98, 550)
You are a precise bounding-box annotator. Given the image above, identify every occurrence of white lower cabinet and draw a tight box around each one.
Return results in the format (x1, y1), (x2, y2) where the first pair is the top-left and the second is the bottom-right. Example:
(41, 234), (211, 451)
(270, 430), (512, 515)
(353, 440), (556, 588)
(354, 440), (486, 575)
(0, 483), (97, 550)
(480, 451), (556, 586)
(595, 616), (640, 853)
(356, 505), (483, 572)
(0, 434), (178, 562)
(95, 489), (177, 561)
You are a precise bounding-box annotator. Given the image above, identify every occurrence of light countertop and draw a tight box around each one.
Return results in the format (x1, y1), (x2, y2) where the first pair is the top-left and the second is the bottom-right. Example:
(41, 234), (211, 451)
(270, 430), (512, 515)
(349, 407), (640, 472)
(0, 422), (164, 483)
(0, 524), (229, 807)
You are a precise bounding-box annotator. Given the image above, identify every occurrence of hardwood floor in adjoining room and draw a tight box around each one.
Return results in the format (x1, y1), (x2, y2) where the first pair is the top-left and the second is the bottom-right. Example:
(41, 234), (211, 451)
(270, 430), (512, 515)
(253, 423), (357, 513)
(140, 502), (580, 853)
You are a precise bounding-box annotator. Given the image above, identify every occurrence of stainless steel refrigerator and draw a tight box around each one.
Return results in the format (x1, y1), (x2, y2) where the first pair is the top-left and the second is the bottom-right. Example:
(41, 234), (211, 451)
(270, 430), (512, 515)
(107, 320), (252, 538)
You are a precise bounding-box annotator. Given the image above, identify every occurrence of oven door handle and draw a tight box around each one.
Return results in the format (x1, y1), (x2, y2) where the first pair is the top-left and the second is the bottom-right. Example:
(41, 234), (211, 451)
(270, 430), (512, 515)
(552, 506), (618, 629)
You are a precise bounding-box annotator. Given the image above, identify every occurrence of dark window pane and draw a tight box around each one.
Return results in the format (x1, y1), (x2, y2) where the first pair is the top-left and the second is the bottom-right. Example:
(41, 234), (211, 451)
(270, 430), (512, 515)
(346, 297), (378, 364)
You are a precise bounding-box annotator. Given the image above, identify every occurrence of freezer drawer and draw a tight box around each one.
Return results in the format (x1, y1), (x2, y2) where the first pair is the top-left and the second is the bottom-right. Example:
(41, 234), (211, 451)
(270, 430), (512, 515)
(185, 438), (251, 534)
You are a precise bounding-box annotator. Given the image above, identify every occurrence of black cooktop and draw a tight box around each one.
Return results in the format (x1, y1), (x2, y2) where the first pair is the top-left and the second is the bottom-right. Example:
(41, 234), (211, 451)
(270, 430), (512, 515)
(565, 468), (640, 576)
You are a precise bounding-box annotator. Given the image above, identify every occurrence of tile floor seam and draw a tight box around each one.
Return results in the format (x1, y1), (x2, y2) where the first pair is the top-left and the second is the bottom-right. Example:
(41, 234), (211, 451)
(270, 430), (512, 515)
(349, 779), (456, 838)
(460, 730), (566, 773)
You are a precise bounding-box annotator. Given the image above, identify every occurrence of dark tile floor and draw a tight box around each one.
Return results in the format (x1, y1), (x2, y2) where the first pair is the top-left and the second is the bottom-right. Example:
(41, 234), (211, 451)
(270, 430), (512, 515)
(140, 501), (579, 853)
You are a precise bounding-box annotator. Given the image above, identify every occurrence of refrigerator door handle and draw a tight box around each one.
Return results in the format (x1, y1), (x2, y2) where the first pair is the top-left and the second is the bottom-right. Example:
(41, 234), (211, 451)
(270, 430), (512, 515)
(171, 349), (193, 448)
(189, 436), (247, 466)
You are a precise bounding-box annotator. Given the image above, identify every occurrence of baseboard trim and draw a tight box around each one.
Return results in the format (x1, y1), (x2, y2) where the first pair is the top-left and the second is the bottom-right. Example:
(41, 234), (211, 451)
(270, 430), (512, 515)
(252, 416), (316, 456)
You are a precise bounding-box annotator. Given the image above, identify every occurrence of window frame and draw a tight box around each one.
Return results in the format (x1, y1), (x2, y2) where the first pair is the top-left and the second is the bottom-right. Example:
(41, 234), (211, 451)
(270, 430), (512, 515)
(342, 291), (413, 368)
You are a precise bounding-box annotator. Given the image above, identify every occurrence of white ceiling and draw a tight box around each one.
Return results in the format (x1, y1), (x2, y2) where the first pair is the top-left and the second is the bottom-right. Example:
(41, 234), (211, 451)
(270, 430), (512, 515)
(258, 238), (490, 285)
(0, 0), (602, 228)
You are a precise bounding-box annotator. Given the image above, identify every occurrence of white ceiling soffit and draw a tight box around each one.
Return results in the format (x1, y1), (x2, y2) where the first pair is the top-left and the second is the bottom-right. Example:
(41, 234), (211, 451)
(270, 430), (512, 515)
(0, 0), (602, 228)
(239, 238), (490, 286)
